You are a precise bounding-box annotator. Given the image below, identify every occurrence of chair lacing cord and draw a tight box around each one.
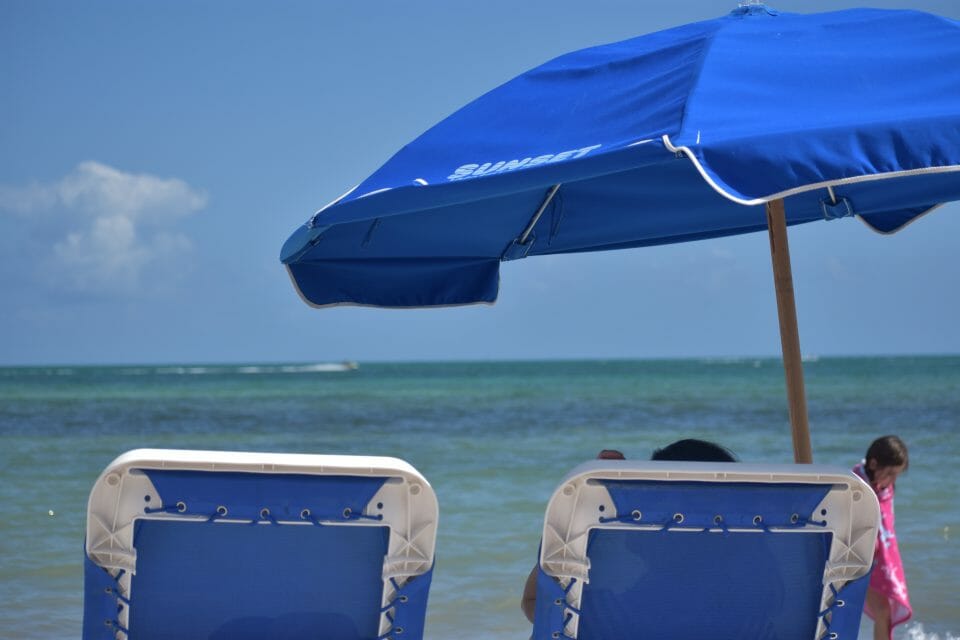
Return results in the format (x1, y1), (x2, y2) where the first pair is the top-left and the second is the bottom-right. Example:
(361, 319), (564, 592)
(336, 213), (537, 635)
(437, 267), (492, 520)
(146, 501), (384, 524)
(105, 618), (129, 638)
(249, 509), (278, 526)
(816, 583), (843, 640)
(143, 505), (183, 515)
(103, 569), (130, 638)
(144, 502), (236, 521)
(556, 578), (582, 616)
(562, 611), (576, 636)
(597, 514), (635, 524)
(304, 512), (327, 527)
(379, 578), (406, 613)
(545, 578), (578, 640)
(342, 508), (384, 522)
(817, 584), (840, 615)
(104, 586), (132, 607)
(697, 518), (731, 536)
(376, 610), (395, 639)
(376, 578), (409, 639)
(743, 513), (828, 532)
(207, 508), (228, 523)
(545, 611), (576, 640)
(776, 511), (828, 529)
(601, 508), (827, 530)
(375, 611), (409, 640)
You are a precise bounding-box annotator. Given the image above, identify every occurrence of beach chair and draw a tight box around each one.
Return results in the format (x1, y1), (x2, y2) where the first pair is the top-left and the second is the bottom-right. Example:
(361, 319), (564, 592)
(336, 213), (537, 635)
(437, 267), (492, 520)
(531, 461), (880, 640)
(83, 449), (438, 640)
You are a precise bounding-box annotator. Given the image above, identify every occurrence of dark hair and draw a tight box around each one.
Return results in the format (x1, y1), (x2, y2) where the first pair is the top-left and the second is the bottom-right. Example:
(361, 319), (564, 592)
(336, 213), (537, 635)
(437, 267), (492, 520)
(865, 435), (909, 471)
(651, 439), (737, 462)
(597, 449), (625, 460)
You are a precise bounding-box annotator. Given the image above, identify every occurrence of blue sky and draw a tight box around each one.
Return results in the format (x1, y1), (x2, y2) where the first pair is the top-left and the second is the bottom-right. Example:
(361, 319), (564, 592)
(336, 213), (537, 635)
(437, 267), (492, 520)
(2, 0), (958, 366)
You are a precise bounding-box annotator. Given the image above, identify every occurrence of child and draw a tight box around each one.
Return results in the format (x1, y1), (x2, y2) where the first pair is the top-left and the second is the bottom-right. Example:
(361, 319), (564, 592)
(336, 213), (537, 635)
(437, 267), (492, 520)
(854, 436), (912, 640)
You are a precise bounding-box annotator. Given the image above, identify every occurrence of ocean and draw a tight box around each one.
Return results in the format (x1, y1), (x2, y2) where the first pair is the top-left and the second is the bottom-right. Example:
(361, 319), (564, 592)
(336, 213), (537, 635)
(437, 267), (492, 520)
(1, 357), (957, 639)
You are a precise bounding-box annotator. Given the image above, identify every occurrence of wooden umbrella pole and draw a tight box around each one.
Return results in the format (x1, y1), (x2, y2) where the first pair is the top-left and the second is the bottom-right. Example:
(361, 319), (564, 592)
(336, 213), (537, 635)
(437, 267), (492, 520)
(766, 199), (813, 463)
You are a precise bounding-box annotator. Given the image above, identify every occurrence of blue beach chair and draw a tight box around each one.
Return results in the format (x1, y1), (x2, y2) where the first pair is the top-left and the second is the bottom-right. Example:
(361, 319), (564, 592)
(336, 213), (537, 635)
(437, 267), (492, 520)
(83, 449), (438, 640)
(531, 461), (880, 640)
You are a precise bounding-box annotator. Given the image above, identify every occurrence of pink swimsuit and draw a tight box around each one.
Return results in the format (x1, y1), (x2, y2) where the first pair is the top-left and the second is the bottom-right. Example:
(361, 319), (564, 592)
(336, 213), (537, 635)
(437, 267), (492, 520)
(854, 463), (912, 638)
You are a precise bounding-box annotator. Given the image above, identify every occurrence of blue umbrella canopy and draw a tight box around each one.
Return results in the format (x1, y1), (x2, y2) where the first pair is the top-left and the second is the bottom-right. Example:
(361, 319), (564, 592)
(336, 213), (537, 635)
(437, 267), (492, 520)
(281, 5), (960, 309)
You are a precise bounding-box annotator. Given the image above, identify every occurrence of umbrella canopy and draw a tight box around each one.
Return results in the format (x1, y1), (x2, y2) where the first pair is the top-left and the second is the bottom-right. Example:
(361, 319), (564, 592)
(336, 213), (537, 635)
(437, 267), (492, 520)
(281, 5), (960, 462)
(281, 5), (960, 309)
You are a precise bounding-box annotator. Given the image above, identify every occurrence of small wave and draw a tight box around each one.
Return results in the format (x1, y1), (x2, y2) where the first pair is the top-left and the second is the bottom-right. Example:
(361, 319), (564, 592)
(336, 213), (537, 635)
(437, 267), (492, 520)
(905, 622), (959, 640)
(232, 363), (358, 374)
(697, 358), (768, 369)
(155, 367), (215, 375)
(0, 367), (77, 377)
(109, 363), (360, 376)
(279, 363), (358, 373)
(699, 358), (748, 365)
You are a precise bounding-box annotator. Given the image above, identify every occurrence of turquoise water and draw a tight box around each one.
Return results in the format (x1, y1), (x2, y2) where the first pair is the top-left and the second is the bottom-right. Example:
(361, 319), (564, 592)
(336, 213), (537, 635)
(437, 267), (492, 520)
(0, 357), (957, 639)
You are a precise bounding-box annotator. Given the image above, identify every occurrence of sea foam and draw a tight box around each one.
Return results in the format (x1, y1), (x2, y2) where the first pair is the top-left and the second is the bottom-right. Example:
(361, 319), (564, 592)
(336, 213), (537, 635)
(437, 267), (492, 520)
(905, 622), (960, 640)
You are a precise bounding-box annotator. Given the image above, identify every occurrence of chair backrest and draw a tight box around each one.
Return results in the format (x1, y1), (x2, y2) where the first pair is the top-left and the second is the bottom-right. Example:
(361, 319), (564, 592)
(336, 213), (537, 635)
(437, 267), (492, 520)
(531, 461), (879, 640)
(83, 449), (438, 640)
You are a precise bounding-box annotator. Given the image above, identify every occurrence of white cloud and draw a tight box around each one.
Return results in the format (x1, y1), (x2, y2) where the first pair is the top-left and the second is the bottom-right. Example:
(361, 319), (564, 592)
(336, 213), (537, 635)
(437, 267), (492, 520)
(0, 162), (206, 295)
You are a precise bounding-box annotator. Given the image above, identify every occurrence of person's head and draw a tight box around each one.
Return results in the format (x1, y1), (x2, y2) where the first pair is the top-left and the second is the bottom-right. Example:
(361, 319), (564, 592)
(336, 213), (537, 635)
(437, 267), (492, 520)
(597, 449), (625, 460)
(651, 439), (737, 462)
(865, 435), (908, 490)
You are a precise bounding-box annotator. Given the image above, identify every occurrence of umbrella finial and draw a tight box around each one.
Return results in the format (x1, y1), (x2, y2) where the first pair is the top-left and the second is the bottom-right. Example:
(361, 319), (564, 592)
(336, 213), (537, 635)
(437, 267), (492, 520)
(733, 1), (777, 17)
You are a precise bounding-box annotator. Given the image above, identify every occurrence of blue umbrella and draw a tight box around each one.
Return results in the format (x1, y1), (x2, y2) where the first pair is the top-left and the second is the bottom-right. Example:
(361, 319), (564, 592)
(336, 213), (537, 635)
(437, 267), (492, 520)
(281, 4), (960, 461)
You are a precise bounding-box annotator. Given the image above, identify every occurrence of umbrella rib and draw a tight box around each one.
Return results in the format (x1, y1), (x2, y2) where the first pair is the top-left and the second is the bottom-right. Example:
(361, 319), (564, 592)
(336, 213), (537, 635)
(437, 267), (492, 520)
(518, 184), (561, 245)
(662, 134), (960, 206)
